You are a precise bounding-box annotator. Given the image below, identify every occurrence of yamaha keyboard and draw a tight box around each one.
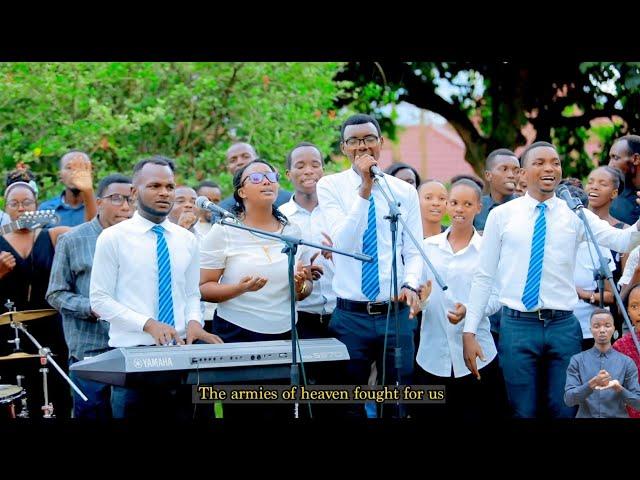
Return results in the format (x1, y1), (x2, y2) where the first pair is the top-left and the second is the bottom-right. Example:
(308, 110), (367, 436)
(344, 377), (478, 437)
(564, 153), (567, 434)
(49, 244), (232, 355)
(70, 338), (349, 386)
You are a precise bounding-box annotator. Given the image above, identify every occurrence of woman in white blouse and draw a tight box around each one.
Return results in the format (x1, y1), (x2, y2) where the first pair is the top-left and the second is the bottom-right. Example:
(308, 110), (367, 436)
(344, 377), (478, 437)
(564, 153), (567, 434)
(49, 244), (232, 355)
(415, 179), (506, 419)
(199, 159), (312, 342)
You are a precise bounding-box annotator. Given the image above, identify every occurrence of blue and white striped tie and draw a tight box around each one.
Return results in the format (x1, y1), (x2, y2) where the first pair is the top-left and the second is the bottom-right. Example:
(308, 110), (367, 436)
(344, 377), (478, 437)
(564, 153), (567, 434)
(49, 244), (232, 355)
(151, 224), (175, 326)
(361, 195), (380, 301)
(521, 203), (547, 310)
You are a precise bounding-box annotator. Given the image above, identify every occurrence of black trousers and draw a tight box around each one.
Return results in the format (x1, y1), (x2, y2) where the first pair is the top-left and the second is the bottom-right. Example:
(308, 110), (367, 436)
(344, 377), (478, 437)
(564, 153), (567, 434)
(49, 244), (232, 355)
(412, 357), (509, 421)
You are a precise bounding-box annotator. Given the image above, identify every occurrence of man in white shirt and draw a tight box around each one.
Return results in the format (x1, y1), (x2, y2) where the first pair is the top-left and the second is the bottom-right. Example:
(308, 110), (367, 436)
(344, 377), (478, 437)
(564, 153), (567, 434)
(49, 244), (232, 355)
(462, 141), (640, 418)
(280, 142), (336, 337)
(316, 114), (422, 417)
(90, 156), (222, 419)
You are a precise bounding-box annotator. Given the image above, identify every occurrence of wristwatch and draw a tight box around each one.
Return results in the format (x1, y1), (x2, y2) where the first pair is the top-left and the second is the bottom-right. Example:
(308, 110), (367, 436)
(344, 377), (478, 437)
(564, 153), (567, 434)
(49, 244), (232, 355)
(401, 283), (419, 295)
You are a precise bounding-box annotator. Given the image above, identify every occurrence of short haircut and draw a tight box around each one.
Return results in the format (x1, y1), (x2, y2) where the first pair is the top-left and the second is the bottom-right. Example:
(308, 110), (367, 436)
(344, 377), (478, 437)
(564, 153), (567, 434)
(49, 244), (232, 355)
(519, 141), (557, 168)
(449, 174), (485, 191)
(559, 177), (584, 189)
(451, 178), (482, 202)
(556, 183), (588, 207)
(132, 155), (176, 180)
(615, 135), (640, 156)
(340, 114), (382, 141)
(96, 173), (132, 197)
(486, 148), (518, 171)
(595, 165), (625, 192)
(226, 142), (256, 154)
(590, 308), (613, 323)
(195, 180), (221, 192)
(418, 178), (446, 191)
(286, 142), (324, 170)
(59, 150), (90, 168)
(384, 162), (422, 187)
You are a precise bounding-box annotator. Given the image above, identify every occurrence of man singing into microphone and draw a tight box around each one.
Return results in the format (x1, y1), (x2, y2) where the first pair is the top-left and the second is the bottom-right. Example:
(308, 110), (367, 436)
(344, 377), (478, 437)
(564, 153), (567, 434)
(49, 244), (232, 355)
(316, 114), (423, 418)
(462, 141), (640, 418)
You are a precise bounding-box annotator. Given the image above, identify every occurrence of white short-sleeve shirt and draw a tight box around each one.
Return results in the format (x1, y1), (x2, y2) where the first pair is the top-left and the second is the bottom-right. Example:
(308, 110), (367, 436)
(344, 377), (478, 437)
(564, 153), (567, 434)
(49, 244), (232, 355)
(200, 221), (310, 334)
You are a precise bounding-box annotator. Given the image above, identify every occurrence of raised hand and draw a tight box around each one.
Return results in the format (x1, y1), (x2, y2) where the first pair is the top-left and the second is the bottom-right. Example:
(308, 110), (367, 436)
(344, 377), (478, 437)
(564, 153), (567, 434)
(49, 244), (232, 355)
(0, 251), (17, 278)
(320, 231), (334, 262)
(67, 154), (94, 192)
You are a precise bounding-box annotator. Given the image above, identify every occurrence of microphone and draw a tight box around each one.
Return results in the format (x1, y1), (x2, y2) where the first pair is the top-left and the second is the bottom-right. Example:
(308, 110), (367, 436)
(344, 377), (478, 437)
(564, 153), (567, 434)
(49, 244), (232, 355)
(370, 165), (384, 178)
(556, 185), (583, 210)
(195, 196), (237, 220)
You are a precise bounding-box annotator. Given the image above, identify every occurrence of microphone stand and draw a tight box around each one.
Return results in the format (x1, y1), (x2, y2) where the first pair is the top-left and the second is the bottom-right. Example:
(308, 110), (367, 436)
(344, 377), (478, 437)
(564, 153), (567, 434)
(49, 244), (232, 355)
(217, 216), (372, 418)
(372, 174), (448, 418)
(563, 192), (640, 356)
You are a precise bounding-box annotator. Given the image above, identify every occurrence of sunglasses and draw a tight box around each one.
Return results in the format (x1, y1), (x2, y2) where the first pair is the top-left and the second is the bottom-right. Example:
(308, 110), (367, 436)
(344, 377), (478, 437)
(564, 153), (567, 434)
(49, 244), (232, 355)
(241, 171), (280, 185)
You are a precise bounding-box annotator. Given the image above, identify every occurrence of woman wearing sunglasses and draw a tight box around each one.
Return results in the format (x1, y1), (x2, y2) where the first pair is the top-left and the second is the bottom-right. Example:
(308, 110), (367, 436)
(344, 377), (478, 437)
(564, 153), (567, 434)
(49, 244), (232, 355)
(199, 159), (313, 343)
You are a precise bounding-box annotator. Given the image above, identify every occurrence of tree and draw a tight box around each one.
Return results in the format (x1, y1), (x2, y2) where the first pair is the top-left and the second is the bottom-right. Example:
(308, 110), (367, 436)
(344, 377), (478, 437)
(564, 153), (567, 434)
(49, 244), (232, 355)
(0, 62), (348, 199)
(337, 62), (640, 178)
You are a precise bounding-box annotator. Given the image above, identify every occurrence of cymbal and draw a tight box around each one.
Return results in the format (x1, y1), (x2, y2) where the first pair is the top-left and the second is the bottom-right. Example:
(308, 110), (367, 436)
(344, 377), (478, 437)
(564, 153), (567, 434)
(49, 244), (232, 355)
(0, 352), (44, 361)
(0, 309), (57, 326)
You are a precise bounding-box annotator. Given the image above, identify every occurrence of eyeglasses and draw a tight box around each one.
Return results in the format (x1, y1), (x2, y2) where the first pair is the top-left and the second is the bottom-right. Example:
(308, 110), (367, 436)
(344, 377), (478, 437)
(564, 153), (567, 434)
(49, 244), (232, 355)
(241, 171), (280, 185)
(101, 194), (133, 206)
(344, 135), (379, 148)
(7, 199), (36, 209)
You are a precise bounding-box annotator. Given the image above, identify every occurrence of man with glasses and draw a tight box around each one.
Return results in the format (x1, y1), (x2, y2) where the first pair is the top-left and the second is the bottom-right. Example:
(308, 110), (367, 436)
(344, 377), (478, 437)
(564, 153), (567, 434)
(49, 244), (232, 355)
(39, 150), (98, 227)
(316, 114), (423, 418)
(46, 173), (134, 419)
(609, 135), (640, 225)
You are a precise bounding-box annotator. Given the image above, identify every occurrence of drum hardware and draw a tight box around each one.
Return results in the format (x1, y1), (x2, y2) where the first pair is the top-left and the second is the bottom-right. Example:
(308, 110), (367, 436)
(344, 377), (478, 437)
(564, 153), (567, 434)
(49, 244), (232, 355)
(2, 298), (88, 418)
(15, 375), (29, 418)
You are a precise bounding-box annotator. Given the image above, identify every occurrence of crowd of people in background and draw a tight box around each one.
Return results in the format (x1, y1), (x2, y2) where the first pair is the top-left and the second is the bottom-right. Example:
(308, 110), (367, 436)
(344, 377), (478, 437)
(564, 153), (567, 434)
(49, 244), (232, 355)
(1, 114), (640, 420)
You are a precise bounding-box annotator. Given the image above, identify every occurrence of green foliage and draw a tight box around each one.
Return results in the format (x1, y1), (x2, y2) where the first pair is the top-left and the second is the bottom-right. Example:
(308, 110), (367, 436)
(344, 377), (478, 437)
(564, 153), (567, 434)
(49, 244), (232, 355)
(338, 62), (640, 178)
(0, 62), (348, 199)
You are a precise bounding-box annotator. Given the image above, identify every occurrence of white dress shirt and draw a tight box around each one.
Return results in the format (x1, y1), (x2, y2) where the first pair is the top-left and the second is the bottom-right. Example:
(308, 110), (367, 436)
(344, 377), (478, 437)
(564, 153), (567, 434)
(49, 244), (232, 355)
(618, 245), (640, 288)
(200, 221), (310, 334)
(417, 229), (500, 377)
(573, 241), (616, 339)
(464, 193), (640, 334)
(316, 168), (423, 302)
(90, 212), (202, 348)
(279, 195), (336, 315)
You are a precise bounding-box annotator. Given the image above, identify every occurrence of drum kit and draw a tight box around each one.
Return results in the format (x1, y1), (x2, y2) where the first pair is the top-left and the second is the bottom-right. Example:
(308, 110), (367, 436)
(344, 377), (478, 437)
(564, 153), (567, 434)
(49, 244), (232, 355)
(0, 299), (87, 419)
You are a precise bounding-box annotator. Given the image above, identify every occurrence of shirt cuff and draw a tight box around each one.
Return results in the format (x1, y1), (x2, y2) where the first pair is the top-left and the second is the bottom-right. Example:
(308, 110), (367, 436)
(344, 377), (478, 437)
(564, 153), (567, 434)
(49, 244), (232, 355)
(577, 382), (594, 398)
(126, 312), (152, 332)
(187, 311), (204, 326)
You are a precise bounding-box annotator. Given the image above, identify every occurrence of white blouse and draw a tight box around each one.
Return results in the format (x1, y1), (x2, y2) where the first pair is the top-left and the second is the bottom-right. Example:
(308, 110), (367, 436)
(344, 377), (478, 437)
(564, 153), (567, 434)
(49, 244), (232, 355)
(417, 229), (500, 378)
(200, 221), (310, 334)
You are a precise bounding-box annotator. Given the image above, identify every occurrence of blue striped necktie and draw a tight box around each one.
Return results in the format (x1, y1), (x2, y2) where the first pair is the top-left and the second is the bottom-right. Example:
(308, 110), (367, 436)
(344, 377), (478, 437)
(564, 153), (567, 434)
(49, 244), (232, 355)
(151, 224), (175, 326)
(361, 195), (380, 301)
(521, 203), (547, 310)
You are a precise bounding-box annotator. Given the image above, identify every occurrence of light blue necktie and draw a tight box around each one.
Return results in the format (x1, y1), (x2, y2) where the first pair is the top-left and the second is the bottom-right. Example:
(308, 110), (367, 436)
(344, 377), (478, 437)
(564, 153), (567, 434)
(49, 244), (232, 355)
(151, 224), (175, 326)
(521, 203), (547, 310)
(361, 195), (380, 301)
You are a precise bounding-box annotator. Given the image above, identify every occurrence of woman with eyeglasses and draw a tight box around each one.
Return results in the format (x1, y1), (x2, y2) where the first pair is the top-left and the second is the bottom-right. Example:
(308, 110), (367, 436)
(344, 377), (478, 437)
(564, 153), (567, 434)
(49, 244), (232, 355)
(200, 159), (312, 343)
(0, 168), (72, 418)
